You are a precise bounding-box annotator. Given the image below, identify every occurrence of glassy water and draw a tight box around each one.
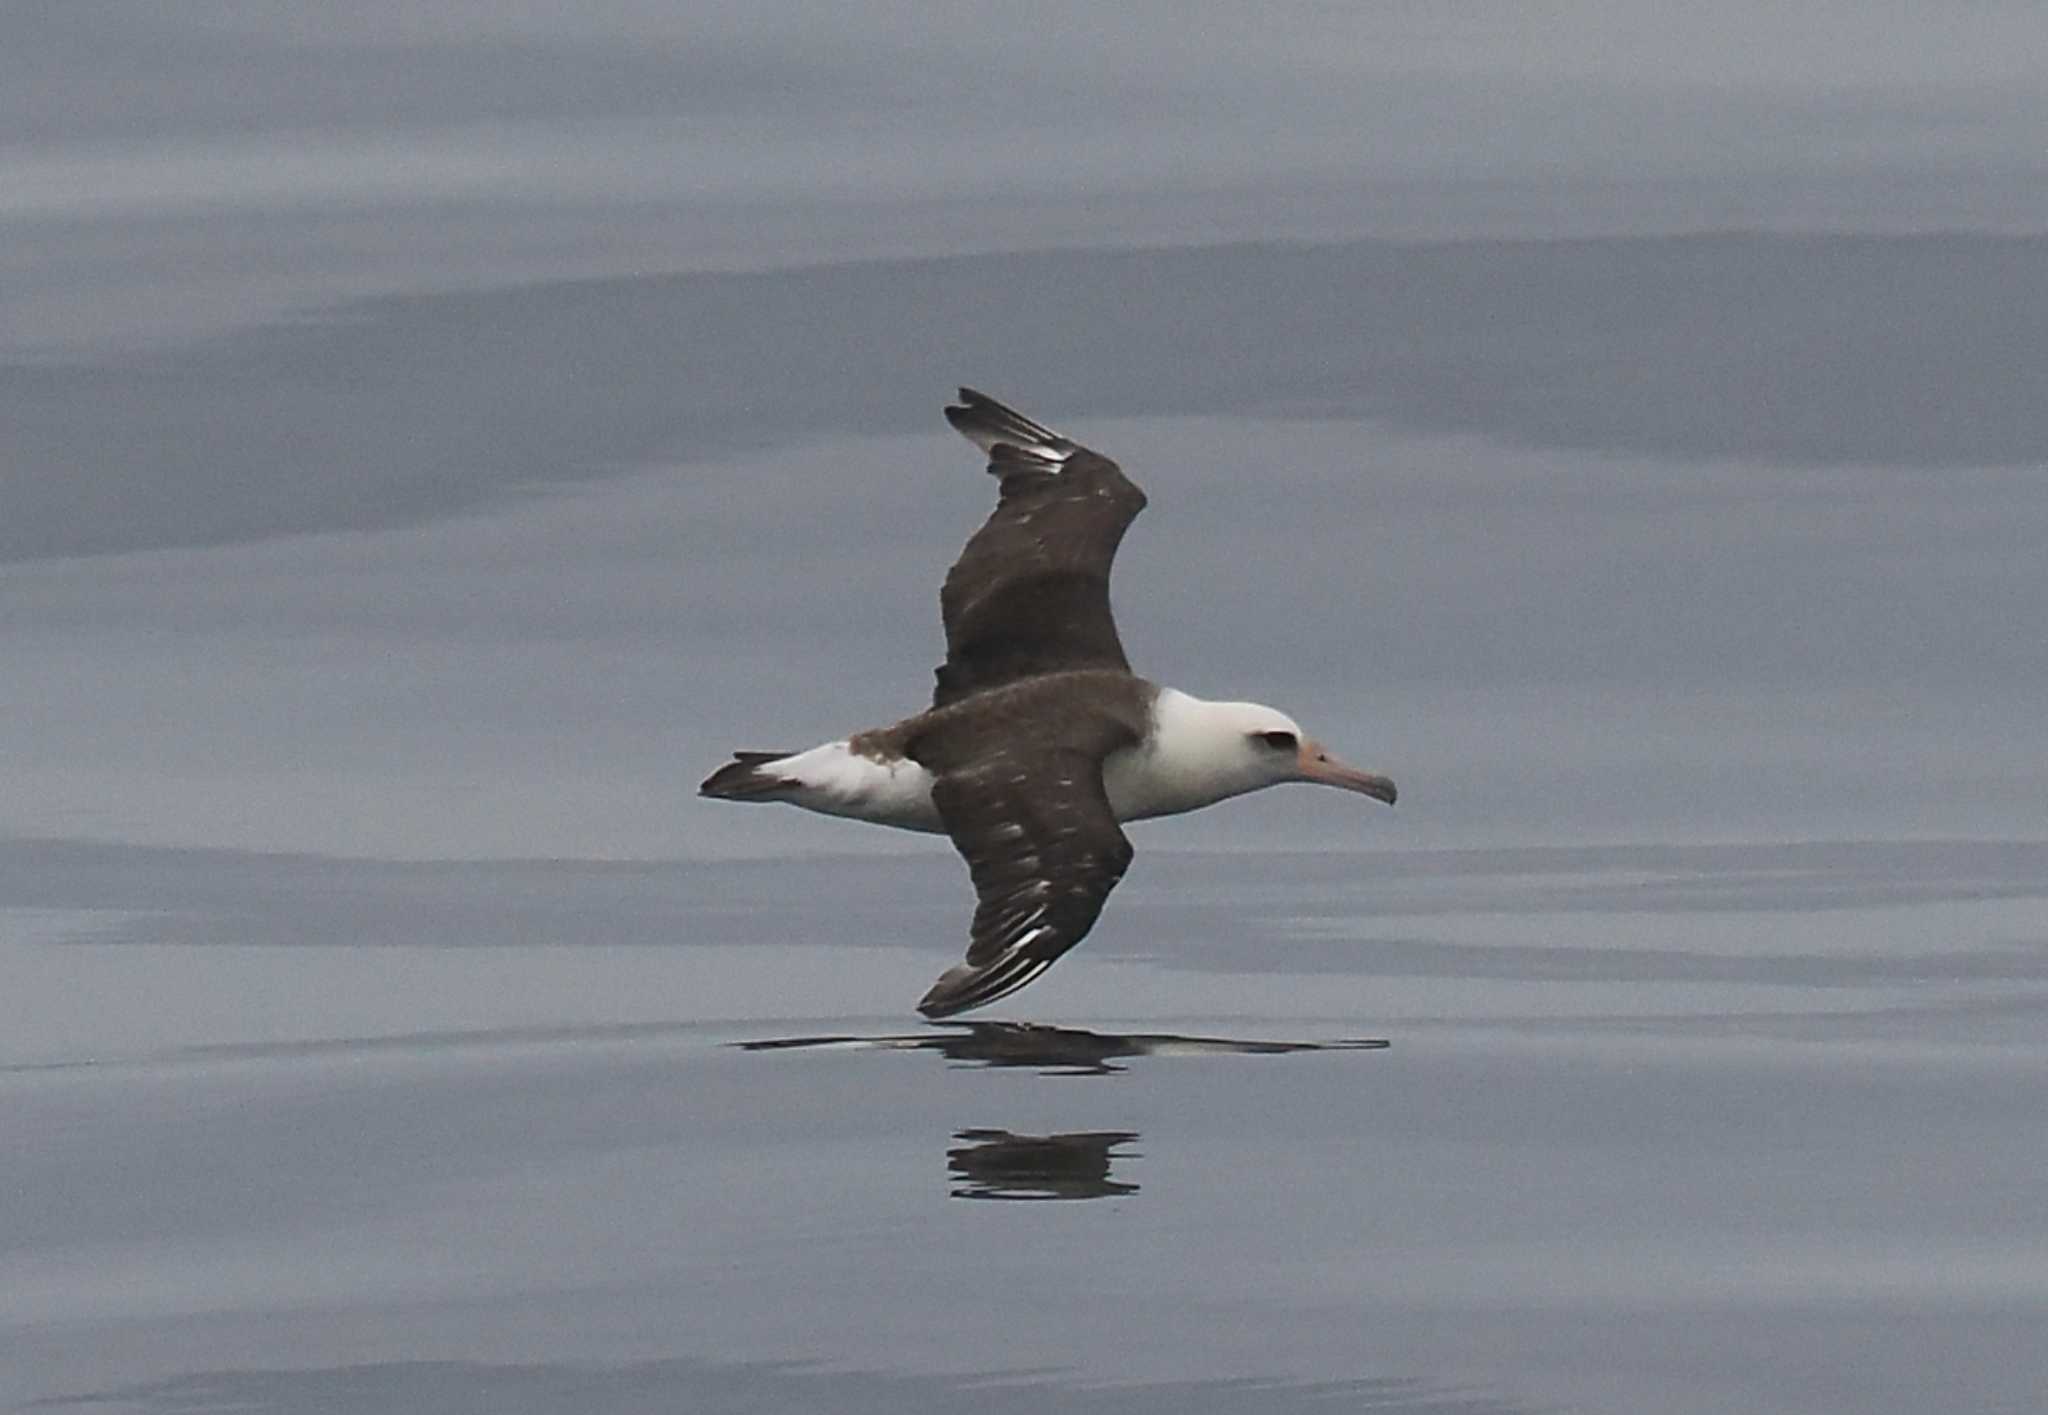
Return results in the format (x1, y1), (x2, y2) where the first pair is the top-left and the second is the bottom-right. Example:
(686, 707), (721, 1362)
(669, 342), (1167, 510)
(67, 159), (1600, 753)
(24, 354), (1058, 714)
(5, 841), (2043, 1414)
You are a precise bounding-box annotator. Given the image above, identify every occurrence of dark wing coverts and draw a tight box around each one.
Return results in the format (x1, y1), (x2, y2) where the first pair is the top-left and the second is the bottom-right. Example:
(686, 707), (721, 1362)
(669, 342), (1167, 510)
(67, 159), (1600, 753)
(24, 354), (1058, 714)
(913, 696), (1141, 1018)
(933, 389), (1148, 708)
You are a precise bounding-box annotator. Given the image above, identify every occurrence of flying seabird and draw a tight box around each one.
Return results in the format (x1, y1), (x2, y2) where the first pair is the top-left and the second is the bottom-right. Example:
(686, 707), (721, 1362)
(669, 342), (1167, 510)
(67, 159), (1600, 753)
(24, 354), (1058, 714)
(701, 389), (1397, 1018)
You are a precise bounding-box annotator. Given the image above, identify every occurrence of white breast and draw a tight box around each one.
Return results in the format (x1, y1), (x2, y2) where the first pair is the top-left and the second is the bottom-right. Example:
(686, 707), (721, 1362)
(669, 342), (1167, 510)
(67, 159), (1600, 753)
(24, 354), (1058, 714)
(1103, 741), (1230, 823)
(1103, 687), (1269, 823)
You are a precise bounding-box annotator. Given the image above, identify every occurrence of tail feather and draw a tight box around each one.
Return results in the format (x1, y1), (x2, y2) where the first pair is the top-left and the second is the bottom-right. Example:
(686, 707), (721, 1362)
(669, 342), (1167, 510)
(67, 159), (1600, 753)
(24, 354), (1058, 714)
(699, 751), (799, 800)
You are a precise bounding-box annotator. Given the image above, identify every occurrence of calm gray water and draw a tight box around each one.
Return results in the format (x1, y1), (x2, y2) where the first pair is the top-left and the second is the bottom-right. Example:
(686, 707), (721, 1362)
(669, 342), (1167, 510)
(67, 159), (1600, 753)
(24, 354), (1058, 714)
(5, 841), (2045, 1415)
(5, 243), (2045, 1412)
(9, 9), (2048, 1410)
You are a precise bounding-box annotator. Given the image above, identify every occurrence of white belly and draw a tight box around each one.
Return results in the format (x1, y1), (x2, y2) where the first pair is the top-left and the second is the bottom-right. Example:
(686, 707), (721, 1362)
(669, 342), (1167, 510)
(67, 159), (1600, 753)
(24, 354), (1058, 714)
(773, 740), (947, 833)
(771, 740), (1175, 834)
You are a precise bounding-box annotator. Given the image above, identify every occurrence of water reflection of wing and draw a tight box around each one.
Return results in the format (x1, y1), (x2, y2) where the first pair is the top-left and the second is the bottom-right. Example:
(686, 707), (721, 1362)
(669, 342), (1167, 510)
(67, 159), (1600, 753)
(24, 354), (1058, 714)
(738, 1022), (1388, 1076)
(948, 1129), (1140, 1201)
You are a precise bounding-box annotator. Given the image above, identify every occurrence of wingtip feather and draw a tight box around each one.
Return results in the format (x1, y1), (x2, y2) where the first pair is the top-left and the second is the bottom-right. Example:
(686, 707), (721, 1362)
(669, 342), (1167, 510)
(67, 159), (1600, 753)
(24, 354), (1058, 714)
(916, 954), (1054, 1018)
(943, 388), (1074, 466)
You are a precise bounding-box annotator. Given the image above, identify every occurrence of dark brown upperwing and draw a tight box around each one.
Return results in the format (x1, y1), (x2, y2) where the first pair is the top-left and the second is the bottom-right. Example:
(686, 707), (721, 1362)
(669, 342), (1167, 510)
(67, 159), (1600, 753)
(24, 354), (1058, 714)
(918, 746), (1135, 1017)
(907, 673), (1148, 1017)
(934, 389), (1147, 708)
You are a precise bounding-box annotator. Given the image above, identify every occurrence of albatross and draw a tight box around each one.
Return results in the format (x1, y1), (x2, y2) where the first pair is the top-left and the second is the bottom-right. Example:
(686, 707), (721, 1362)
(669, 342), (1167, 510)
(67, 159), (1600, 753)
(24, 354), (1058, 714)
(701, 389), (1397, 1018)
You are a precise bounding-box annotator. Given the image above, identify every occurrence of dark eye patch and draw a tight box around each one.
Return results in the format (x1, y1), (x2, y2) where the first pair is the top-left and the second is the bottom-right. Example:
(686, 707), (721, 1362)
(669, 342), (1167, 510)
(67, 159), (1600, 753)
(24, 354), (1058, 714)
(1257, 730), (1298, 751)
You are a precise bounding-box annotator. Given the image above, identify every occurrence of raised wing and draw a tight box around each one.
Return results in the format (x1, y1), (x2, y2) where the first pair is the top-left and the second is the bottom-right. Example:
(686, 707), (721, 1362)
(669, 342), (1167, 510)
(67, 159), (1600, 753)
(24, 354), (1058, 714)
(933, 389), (1148, 708)
(917, 744), (1136, 1018)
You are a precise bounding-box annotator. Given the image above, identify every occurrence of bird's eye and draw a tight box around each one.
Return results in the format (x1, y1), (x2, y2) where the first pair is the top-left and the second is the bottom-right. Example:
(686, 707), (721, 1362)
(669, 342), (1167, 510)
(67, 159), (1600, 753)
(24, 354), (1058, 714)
(1257, 730), (1298, 751)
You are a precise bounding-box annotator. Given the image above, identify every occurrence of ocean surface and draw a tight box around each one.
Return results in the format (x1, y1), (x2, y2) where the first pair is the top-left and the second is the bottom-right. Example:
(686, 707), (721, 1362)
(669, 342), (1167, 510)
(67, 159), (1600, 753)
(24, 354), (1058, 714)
(6, 839), (2045, 1415)
(7, 158), (2047, 1415)
(10, 8), (2048, 1407)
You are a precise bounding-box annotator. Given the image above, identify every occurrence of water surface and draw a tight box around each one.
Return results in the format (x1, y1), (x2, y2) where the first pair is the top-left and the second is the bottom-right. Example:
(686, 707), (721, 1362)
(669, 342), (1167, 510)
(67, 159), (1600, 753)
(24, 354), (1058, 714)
(6, 841), (2043, 1414)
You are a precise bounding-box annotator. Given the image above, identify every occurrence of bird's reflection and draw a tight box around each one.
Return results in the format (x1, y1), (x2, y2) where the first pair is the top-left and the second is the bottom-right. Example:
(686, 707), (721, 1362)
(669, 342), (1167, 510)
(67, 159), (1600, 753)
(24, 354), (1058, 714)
(948, 1128), (1140, 1200)
(737, 1020), (1389, 1075)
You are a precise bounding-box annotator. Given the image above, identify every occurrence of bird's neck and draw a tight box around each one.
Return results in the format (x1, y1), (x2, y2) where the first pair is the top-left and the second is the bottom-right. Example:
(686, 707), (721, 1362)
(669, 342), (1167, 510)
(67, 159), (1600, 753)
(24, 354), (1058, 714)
(1107, 688), (1269, 822)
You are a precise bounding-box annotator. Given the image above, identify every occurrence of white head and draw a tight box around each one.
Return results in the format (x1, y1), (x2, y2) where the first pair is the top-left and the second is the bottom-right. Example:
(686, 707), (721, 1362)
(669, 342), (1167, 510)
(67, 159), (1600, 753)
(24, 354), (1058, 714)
(1143, 691), (1398, 816)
